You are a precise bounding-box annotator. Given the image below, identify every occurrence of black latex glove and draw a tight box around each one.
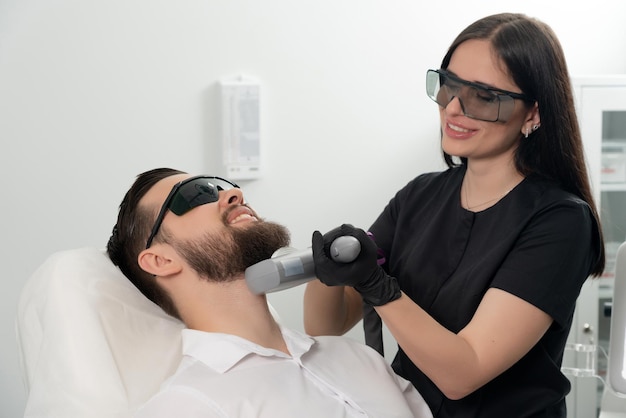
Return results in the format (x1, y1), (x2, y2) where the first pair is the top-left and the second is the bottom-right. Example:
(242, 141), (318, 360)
(312, 224), (401, 306)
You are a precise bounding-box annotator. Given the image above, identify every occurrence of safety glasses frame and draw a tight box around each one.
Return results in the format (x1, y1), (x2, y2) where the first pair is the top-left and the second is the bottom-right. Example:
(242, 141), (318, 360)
(426, 69), (534, 123)
(145, 175), (239, 249)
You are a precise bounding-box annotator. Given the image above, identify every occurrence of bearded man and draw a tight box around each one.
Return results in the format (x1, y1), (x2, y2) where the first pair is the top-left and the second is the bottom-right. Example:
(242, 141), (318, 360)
(106, 168), (431, 418)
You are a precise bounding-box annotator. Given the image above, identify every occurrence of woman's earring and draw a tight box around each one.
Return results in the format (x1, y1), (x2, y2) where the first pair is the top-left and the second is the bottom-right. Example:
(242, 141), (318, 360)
(525, 127), (529, 139)
(533, 124), (540, 131)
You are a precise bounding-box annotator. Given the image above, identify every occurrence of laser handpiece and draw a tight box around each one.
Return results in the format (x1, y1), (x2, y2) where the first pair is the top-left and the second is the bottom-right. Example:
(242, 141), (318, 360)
(245, 236), (361, 294)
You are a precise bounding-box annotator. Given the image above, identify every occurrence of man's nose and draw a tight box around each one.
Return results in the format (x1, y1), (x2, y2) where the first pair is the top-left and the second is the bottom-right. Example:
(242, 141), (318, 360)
(219, 188), (244, 207)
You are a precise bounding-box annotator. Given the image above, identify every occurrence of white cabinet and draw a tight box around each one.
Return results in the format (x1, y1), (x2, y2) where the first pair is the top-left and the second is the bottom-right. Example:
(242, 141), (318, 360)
(568, 76), (626, 418)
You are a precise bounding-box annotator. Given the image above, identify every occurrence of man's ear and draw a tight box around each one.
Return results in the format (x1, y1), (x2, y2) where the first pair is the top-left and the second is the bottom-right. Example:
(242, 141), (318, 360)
(138, 245), (183, 277)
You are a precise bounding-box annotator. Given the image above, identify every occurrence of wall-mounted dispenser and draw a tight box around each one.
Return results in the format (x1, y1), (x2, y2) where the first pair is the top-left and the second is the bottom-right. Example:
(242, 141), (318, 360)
(219, 75), (261, 180)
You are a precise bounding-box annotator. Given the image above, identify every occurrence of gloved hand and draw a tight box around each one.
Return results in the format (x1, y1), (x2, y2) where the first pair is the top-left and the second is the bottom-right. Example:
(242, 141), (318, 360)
(312, 224), (401, 306)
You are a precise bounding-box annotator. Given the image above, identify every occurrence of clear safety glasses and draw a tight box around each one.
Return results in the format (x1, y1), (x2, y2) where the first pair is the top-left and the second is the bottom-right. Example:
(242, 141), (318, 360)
(426, 69), (533, 123)
(145, 176), (239, 249)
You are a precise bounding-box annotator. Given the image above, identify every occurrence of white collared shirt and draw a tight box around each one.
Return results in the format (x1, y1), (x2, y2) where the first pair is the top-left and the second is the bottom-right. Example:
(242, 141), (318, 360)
(134, 326), (432, 418)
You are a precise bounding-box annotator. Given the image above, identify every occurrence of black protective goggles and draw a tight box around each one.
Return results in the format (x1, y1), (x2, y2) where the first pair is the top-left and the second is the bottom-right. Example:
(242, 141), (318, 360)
(426, 69), (533, 123)
(145, 175), (239, 249)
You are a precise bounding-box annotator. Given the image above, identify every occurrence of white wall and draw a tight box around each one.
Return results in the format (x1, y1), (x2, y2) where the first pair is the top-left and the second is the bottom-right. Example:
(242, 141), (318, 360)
(1, 1), (625, 416)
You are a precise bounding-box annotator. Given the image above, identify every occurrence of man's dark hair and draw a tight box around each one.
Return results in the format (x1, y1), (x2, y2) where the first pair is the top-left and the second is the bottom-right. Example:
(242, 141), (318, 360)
(107, 168), (185, 319)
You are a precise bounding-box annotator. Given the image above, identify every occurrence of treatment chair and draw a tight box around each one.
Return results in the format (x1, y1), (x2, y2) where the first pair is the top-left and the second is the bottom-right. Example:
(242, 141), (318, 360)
(16, 247), (185, 417)
(16, 248), (183, 418)
(16, 247), (282, 417)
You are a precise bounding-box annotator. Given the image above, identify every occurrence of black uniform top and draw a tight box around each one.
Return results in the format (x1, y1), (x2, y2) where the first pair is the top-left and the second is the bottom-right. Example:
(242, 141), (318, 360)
(366, 166), (601, 418)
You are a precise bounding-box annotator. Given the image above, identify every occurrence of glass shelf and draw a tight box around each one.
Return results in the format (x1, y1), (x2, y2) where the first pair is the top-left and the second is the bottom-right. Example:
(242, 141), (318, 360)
(601, 183), (626, 192)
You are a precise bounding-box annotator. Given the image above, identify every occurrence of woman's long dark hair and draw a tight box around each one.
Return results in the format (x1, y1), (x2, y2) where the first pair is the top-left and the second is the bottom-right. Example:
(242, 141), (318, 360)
(439, 13), (605, 276)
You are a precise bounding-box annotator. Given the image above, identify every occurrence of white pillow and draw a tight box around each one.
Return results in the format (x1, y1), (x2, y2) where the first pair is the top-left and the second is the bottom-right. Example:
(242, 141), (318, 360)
(17, 248), (185, 418)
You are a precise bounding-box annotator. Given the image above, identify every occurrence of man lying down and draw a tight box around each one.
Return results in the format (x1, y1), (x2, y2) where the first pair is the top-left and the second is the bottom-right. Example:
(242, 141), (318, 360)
(106, 168), (432, 418)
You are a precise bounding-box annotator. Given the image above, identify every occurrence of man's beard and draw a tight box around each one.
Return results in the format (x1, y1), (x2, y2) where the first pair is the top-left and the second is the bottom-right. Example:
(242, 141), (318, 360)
(169, 221), (290, 282)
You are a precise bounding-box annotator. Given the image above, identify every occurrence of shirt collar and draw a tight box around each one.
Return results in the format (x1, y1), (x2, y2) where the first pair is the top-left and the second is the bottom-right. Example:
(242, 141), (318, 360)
(181, 325), (315, 373)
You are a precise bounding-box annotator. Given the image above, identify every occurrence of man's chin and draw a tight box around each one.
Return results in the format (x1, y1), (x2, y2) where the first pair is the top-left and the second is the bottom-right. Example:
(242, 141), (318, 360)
(177, 220), (291, 282)
(232, 221), (291, 269)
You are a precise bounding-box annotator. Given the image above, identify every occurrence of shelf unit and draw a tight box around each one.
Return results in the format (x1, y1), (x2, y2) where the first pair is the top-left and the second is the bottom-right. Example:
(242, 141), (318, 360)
(568, 76), (626, 418)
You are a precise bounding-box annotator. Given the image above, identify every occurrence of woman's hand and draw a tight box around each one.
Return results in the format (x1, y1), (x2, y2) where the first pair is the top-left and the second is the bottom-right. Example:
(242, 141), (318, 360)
(312, 224), (401, 306)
